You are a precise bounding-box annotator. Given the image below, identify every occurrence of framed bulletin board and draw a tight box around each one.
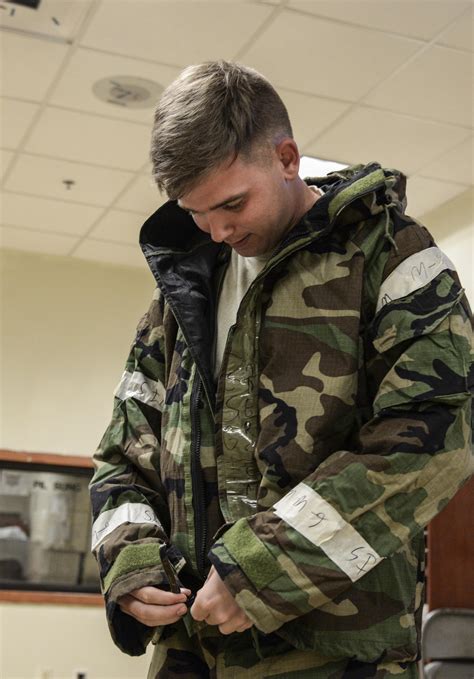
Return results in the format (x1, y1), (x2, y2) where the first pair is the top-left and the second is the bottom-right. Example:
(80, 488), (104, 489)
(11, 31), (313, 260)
(0, 449), (102, 605)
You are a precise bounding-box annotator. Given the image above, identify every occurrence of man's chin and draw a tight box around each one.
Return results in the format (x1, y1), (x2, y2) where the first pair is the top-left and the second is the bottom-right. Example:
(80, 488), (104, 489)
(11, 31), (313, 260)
(230, 234), (251, 252)
(230, 234), (272, 258)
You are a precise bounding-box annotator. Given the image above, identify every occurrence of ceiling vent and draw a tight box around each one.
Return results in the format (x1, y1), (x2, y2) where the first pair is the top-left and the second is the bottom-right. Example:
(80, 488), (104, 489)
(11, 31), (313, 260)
(93, 76), (164, 109)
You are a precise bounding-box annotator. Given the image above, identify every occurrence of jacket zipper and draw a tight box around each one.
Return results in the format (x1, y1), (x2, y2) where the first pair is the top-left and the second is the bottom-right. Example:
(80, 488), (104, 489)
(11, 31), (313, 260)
(190, 376), (208, 579)
(191, 256), (231, 578)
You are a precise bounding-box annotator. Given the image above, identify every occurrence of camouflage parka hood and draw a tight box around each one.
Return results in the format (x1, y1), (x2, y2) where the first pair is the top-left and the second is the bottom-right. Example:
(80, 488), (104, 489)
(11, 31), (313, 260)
(90, 162), (473, 671)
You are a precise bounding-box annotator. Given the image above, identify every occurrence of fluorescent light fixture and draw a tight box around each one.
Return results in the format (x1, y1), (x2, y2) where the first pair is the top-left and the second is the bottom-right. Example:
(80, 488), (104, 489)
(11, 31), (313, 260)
(299, 156), (347, 179)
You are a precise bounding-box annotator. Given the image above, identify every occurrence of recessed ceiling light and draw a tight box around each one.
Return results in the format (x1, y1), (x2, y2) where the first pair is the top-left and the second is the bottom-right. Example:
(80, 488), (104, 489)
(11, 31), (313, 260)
(299, 155), (347, 179)
(93, 76), (163, 110)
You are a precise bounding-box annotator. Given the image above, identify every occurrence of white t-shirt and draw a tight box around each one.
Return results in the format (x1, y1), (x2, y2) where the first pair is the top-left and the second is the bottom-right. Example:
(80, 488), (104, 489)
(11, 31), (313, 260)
(213, 185), (324, 380)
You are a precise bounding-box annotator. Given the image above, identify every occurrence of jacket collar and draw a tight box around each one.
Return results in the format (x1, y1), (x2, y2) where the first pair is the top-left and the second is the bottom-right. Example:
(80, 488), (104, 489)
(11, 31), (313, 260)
(139, 161), (406, 266)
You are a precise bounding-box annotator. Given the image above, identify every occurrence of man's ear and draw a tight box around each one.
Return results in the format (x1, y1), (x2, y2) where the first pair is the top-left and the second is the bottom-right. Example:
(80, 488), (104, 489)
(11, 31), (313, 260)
(276, 138), (300, 180)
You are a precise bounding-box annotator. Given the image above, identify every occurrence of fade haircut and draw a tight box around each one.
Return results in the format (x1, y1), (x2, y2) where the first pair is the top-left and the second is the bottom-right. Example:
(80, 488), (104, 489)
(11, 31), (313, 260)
(150, 60), (293, 200)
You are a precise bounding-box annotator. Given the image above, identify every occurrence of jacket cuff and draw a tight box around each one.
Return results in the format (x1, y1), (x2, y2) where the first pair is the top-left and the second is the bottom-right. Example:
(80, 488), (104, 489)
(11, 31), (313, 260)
(103, 543), (164, 594)
(102, 542), (182, 655)
(208, 517), (312, 634)
(105, 564), (168, 655)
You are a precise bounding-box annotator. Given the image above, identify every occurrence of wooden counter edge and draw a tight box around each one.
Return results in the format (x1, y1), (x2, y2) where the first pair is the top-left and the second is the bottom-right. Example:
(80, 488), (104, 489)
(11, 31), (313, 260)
(0, 590), (103, 605)
(0, 449), (93, 468)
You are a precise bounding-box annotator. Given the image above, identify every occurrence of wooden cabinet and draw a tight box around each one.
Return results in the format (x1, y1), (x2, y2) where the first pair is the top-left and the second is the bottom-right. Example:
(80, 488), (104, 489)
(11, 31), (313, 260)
(427, 476), (474, 610)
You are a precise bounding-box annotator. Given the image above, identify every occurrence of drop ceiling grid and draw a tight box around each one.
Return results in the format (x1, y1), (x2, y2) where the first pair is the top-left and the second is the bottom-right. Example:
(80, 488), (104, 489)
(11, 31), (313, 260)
(418, 136), (474, 186)
(0, 224), (80, 257)
(285, 0), (472, 44)
(0, 150), (15, 183)
(305, 107), (470, 175)
(289, 2), (472, 173)
(4, 155), (136, 207)
(0, 0), (472, 268)
(0, 0), (154, 264)
(0, 1), (100, 182)
(78, 1), (277, 66)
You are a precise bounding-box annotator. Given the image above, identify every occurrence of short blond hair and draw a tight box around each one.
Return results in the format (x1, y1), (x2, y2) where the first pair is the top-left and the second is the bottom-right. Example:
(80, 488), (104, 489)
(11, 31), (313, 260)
(150, 60), (293, 199)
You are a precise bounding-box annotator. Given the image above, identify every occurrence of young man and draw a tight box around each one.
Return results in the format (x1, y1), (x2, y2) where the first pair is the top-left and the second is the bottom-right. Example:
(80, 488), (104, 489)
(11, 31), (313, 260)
(89, 61), (473, 678)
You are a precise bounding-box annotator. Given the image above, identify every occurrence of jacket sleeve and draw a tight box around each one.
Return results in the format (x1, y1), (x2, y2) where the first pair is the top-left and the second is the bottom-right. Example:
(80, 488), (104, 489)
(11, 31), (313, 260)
(207, 230), (474, 634)
(89, 286), (183, 655)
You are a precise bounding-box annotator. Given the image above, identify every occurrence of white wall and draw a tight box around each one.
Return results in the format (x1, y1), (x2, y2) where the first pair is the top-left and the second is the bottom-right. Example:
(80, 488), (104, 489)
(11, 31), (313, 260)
(0, 249), (154, 455)
(418, 186), (473, 305)
(0, 604), (153, 679)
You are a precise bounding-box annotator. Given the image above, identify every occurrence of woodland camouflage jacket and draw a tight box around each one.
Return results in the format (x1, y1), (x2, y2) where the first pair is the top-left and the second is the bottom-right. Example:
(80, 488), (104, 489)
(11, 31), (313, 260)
(89, 162), (473, 665)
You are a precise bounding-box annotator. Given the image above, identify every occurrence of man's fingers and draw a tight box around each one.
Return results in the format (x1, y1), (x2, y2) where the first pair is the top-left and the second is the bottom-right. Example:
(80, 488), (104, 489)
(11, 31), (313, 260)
(218, 618), (253, 635)
(218, 620), (236, 635)
(189, 598), (208, 621)
(118, 594), (188, 627)
(129, 586), (191, 605)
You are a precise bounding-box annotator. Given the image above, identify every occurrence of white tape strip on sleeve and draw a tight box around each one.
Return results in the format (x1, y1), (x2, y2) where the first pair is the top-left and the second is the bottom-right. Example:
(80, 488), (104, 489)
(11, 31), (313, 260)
(91, 502), (162, 550)
(114, 370), (165, 411)
(273, 482), (383, 582)
(376, 246), (455, 313)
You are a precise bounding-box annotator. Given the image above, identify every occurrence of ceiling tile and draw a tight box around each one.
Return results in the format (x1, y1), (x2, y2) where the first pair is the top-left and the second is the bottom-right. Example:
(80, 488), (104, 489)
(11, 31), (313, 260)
(306, 106), (469, 175)
(287, 0), (470, 41)
(365, 45), (473, 128)
(0, 225), (78, 256)
(25, 107), (150, 170)
(80, 1), (274, 65)
(243, 10), (421, 101)
(0, 32), (69, 101)
(1, 99), (39, 149)
(73, 238), (146, 268)
(416, 136), (474, 185)
(0, 150), (14, 182)
(278, 89), (350, 148)
(4, 154), (134, 207)
(88, 209), (146, 245)
(1, 191), (102, 236)
(116, 174), (167, 214)
(438, 5), (473, 51)
(50, 48), (181, 124)
(405, 176), (468, 217)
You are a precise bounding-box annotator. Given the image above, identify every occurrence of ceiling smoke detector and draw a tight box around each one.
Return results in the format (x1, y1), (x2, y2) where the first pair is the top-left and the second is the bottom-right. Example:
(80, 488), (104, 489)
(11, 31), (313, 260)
(93, 76), (164, 110)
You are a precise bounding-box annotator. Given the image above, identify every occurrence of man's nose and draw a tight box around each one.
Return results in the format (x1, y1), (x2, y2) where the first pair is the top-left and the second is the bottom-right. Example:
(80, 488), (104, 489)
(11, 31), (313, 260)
(205, 214), (234, 243)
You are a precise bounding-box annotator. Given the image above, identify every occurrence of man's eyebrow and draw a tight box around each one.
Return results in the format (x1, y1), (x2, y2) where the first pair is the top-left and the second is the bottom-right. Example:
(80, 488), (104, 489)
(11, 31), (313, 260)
(179, 193), (246, 214)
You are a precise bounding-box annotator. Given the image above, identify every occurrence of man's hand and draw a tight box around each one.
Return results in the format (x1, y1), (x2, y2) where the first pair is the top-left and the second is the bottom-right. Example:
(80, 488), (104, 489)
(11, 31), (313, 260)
(118, 586), (192, 627)
(190, 565), (253, 634)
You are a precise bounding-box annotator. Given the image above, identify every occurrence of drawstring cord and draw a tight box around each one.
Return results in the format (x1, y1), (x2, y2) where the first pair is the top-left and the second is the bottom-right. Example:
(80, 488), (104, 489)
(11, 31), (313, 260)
(251, 626), (264, 660)
(383, 204), (399, 254)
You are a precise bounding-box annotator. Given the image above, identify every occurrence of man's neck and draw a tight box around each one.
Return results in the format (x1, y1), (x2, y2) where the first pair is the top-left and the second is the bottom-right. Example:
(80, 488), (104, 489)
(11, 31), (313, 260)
(291, 179), (322, 228)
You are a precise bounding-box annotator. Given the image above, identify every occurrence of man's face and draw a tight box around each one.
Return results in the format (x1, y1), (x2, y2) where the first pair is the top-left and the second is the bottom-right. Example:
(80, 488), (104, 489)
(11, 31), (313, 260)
(177, 144), (299, 257)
